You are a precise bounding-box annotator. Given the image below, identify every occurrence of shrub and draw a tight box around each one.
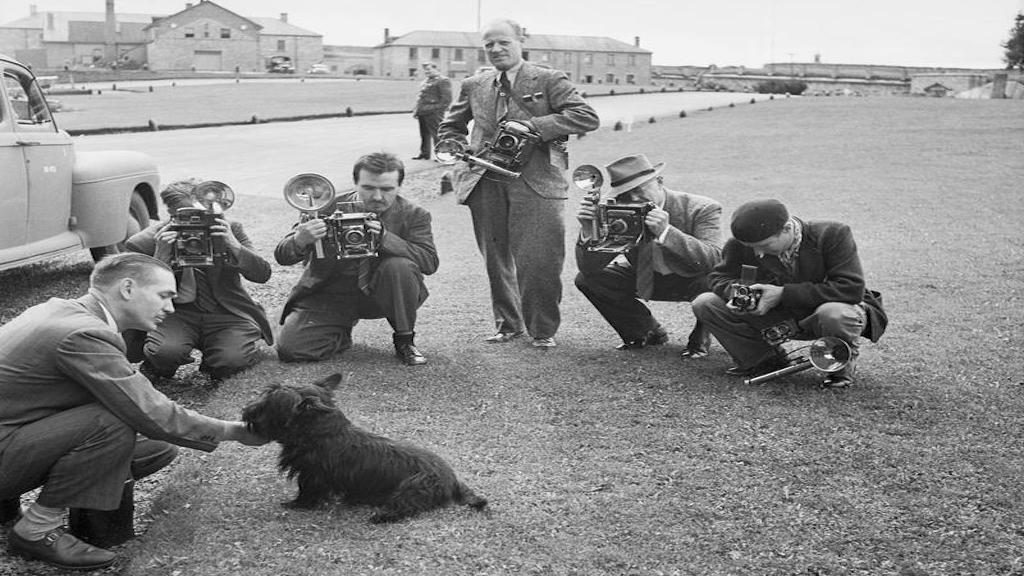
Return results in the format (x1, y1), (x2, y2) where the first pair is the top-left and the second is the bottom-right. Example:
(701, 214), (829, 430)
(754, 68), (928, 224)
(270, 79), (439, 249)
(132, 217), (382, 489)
(755, 79), (808, 95)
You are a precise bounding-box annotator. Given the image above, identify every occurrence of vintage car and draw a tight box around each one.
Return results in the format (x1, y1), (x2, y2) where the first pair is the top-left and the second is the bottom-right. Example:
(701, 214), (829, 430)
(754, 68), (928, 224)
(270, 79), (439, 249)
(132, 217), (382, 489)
(307, 63), (330, 75)
(0, 54), (160, 271)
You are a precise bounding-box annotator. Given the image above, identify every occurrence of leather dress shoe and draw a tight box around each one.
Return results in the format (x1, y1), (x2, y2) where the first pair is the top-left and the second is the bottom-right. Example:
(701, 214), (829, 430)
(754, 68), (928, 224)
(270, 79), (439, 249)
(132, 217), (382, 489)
(8, 526), (116, 570)
(411, 155), (430, 160)
(395, 343), (427, 366)
(485, 331), (523, 343)
(531, 337), (556, 348)
(725, 353), (791, 377)
(615, 327), (669, 350)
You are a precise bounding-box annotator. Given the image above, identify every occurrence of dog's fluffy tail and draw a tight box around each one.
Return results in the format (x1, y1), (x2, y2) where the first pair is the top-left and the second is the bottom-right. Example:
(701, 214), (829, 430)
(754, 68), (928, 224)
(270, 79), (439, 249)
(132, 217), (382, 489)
(456, 482), (488, 511)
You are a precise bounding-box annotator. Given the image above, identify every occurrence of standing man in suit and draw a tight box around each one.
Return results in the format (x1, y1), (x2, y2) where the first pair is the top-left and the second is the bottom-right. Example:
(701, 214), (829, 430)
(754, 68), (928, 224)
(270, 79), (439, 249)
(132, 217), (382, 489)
(275, 152), (438, 366)
(692, 199), (888, 387)
(575, 154), (723, 356)
(438, 18), (599, 348)
(412, 61), (452, 161)
(0, 253), (266, 571)
(126, 180), (273, 381)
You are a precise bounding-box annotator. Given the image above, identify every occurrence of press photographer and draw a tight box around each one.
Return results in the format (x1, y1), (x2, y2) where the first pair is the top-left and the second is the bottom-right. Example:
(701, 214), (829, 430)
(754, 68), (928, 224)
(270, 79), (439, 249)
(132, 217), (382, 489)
(574, 154), (723, 357)
(436, 17), (599, 348)
(126, 179), (273, 381)
(691, 199), (888, 388)
(275, 152), (438, 366)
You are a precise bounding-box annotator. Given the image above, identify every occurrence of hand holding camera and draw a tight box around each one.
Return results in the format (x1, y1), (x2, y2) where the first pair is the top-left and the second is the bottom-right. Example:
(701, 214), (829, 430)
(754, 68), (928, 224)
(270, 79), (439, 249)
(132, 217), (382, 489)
(283, 174), (380, 260)
(435, 120), (540, 179)
(727, 264), (782, 315)
(167, 181), (235, 267)
(571, 164), (655, 254)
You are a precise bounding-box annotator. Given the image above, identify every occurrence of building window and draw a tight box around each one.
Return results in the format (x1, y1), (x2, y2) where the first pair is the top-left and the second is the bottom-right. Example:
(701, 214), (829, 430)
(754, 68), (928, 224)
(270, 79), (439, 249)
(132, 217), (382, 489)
(454, 48), (464, 61)
(409, 47), (418, 59)
(478, 49), (486, 63)
(522, 50), (530, 61)
(607, 53), (615, 65)
(203, 24), (210, 38)
(584, 53), (593, 65)
(220, 28), (230, 39)
(277, 39), (286, 51)
(628, 54), (636, 66)
(431, 47), (440, 59)
(184, 27), (194, 38)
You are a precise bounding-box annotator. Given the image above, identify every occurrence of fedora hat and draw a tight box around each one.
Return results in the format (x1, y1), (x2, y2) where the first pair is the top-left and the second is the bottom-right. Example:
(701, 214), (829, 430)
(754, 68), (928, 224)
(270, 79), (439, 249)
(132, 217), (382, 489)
(606, 154), (665, 197)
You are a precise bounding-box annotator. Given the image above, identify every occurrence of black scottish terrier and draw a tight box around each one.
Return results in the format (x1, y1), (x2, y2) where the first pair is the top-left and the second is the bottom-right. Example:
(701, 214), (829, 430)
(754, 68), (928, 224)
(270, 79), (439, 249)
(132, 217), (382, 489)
(241, 373), (488, 523)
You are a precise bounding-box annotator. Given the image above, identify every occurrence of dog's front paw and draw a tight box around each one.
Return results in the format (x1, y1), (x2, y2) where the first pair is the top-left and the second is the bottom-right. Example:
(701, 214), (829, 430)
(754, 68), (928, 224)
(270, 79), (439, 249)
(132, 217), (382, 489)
(282, 498), (319, 510)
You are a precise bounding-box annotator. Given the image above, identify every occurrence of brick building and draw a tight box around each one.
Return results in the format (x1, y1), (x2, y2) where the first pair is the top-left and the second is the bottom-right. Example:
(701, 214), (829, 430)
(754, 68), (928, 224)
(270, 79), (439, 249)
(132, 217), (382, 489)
(374, 29), (652, 85)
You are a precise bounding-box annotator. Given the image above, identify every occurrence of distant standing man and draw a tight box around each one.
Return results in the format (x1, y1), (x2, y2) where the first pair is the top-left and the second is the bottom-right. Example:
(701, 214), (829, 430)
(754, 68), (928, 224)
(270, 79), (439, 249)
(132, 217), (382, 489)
(412, 62), (452, 160)
(438, 18), (600, 348)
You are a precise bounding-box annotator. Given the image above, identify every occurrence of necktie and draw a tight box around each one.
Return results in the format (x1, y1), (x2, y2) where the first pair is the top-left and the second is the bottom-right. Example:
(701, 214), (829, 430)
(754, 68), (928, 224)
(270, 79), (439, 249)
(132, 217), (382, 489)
(497, 72), (511, 121)
(357, 259), (372, 295)
(635, 243), (655, 300)
(176, 266), (197, 304)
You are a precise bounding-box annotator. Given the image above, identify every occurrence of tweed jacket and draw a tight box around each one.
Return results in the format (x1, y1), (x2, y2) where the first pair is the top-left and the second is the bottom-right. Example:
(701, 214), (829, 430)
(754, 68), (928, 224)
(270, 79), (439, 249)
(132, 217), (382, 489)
(707, 218), (888, 342)
(413, 75), (453, 116)
(577, 187), (723, 282)
(438, 62), (600, 204)
(127, 220), (274, 345)
(275, 191), (438, 323)
(0, 293), (233, 451)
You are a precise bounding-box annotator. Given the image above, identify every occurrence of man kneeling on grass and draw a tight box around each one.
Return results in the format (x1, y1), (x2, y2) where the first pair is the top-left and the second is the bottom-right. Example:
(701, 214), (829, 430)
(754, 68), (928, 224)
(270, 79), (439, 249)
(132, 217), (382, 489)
(0, 253), (267, 571)
(691, 199), (887, 388)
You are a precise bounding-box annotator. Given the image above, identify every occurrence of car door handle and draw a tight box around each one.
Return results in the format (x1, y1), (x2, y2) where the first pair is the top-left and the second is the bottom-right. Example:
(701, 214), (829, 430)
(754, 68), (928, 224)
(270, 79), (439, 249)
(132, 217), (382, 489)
(16, 140), (41, 146)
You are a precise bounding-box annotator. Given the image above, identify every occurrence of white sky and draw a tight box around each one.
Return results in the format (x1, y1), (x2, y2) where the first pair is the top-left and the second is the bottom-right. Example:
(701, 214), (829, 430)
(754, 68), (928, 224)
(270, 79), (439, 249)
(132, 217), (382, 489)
(1, 0), (1022, 68)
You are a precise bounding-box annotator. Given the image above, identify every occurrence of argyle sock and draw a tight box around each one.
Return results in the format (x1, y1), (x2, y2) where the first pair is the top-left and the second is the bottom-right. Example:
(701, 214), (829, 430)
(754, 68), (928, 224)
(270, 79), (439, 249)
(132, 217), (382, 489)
(13, 502), (65, 541)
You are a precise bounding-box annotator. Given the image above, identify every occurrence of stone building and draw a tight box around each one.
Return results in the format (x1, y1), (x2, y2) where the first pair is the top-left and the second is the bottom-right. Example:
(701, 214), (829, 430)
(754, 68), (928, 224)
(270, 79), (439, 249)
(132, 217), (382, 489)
(145, 1), (321, 72)
(374, 29), (652, 84)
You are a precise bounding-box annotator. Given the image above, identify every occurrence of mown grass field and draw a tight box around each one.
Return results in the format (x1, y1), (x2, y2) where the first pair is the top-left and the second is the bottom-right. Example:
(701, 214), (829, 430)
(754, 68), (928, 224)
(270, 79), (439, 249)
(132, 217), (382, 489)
(1, 95), (1023, 576)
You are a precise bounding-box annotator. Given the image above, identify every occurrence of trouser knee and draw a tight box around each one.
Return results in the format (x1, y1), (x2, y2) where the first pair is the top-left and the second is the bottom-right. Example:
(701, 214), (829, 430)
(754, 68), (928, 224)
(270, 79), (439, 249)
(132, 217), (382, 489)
(690, 291), (723, 320)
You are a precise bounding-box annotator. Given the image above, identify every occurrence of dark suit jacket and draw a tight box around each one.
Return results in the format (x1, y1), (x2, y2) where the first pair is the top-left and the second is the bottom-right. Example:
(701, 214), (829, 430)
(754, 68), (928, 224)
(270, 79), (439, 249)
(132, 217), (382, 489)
(0, 294), (232, 451)
(275, 191), (438, 323)
(578, 188), (723, 281)
(414, 75), (453, 117)
(127, 220), (274, 345)
(707, 218), (888, 342)
(438, 62), (600, 203)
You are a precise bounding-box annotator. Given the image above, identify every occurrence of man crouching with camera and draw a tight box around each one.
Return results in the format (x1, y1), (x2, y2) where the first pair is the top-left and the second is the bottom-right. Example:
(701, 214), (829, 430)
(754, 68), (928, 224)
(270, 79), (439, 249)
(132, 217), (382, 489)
(126, 180), (273, 381)
(574, 154), (724, 357)
(691, 199), (888, 388)
(275, 152), (439, 366)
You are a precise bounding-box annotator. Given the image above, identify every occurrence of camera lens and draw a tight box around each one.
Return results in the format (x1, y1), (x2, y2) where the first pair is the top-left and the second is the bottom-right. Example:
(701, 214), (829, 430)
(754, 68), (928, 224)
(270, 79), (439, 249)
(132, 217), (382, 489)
(608, 219), (629, 234)
(344, 229), (365, 245)
(181, 234), (205, 254)
(495, 134), (518, 151)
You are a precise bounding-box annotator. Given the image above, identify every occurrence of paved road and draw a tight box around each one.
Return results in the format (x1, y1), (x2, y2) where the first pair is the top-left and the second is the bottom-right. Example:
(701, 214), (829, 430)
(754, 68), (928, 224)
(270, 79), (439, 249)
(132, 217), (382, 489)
(73, 91), (771, 198)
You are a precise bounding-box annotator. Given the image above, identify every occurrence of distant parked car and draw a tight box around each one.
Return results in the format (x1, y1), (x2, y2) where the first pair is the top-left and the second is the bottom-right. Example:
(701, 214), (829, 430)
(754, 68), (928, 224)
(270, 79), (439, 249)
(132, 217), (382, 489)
(267, 56), (295, 74)
(307, 63), (329, 75)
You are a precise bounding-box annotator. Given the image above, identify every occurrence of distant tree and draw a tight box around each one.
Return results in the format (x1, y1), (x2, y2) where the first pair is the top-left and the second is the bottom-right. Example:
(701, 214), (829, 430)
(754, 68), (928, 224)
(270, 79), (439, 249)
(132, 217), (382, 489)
(1003, 12), (1024, 71)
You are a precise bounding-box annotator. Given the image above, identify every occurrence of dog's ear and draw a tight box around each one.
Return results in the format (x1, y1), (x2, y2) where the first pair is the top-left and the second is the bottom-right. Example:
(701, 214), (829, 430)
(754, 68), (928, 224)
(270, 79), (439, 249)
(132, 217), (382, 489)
(313, 372), (344, 391)
(298, 392), (335, 413)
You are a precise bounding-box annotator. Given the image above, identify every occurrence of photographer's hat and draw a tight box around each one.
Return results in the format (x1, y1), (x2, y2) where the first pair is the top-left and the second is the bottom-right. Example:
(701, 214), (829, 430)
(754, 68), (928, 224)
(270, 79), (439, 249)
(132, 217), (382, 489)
(730, 199), (789, 242)
(606, 154), (665, 197)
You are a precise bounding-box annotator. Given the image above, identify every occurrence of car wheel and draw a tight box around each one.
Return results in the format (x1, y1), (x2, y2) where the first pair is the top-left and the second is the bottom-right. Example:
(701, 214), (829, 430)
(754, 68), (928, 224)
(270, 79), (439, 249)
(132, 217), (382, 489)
(90, 191), (151, 262)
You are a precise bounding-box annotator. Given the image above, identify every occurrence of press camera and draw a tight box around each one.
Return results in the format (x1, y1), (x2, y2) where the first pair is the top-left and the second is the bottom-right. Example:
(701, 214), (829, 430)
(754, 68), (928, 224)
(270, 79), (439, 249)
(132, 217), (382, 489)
(729, 264), (762, 312)
(435, 120), (540, 179)
(283, 173), (379, 260)
(572, 164), (655, 254)
(169, 180), (234, 267)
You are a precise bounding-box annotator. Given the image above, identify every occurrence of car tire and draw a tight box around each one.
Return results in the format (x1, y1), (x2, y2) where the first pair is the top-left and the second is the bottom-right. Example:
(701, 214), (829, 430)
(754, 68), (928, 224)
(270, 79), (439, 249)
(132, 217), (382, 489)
(90, 191), (151, 262)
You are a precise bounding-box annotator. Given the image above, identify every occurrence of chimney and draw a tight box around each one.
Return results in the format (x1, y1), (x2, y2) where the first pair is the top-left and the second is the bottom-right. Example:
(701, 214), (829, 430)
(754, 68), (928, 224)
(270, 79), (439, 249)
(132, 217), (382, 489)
(384, 28), (390, 43)
(185, 2), (193, 8)
(104, 0), (117, 62)
(634, 36), (640, 47)
(280, 12), (288, 23)
(29, 4), (37, 15)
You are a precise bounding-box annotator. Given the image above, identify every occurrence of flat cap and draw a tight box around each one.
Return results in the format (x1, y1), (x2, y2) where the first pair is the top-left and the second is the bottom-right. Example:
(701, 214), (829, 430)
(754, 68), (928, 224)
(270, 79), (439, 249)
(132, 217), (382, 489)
(730, 199), (789, 242)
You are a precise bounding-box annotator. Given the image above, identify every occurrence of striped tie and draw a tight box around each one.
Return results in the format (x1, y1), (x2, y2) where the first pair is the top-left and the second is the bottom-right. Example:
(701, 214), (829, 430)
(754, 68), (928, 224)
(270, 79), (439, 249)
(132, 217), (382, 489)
(357, 259), (372, 295)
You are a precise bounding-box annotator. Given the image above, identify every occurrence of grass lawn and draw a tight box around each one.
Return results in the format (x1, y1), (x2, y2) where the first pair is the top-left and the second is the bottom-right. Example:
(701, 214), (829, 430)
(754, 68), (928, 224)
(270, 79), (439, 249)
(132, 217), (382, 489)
(1, 95), (1023, 575)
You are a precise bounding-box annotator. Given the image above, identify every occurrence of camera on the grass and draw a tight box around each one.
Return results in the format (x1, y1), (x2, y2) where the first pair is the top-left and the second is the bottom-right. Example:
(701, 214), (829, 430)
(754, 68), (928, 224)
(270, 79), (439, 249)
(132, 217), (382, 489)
(170, 180), (234, 267)
(282, 173), (379, 260)
(435, 120), (540, 179)
(730, 264), (763, 312)
(571, 164), (655, 254)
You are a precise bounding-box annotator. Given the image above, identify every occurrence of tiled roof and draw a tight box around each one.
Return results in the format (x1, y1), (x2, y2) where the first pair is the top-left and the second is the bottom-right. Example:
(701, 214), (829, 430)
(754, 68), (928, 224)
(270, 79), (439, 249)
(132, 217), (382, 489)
(382, 30), (651, 54)
(1, 12), (157, 29)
